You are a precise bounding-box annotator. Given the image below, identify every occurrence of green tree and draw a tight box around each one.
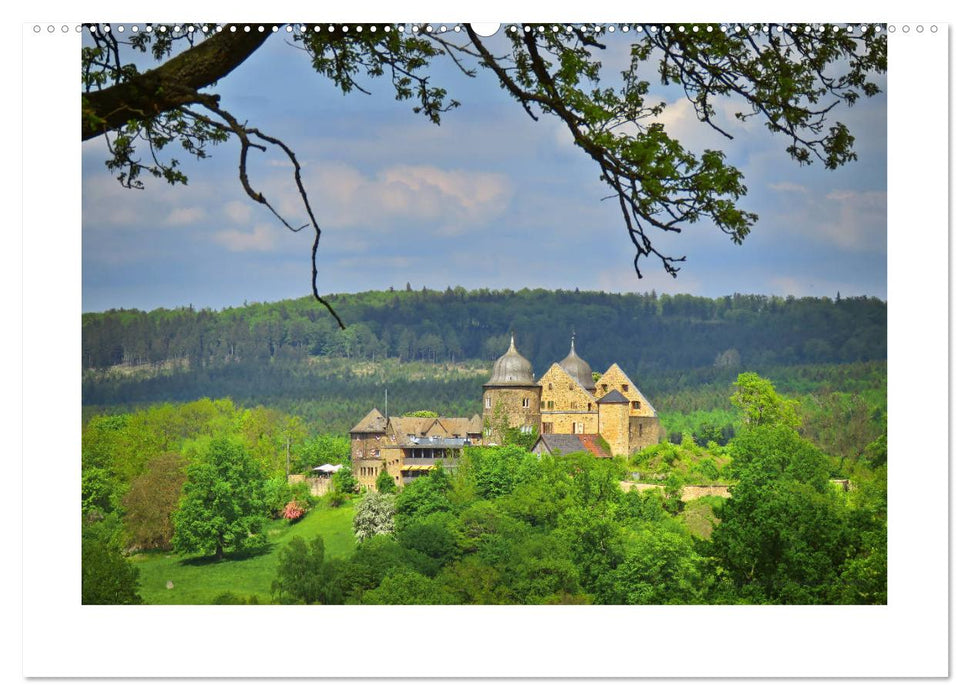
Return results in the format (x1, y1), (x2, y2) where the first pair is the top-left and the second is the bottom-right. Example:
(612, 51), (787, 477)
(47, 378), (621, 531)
(361, 568), (459, 605)
(336, 536), (411, 603)
(613, 525), (708, 604)
(171, 438), (268, 559)
(81, 466), (118, 517)
(294, 434), (350, 471)
(375, 469), (397, 494)
(122, 452), (188, 551)
(397, 511), (461, 576)
(353, 491), (396, 542)
(331, 465), (359, 495)
(81, 521), (141, 605)
(83, 25), (884, 321)
(270, 536), (343, 604)
(707, 425), (851, 603)
(730, 372), (801, 429)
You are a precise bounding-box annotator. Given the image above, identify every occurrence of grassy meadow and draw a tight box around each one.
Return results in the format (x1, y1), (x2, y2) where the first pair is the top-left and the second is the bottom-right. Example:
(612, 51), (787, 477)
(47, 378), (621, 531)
(132, 501), (357, 604)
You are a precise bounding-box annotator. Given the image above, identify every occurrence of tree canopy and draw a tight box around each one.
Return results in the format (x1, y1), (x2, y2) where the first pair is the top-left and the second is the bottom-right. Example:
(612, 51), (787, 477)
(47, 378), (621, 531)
(171, 438), (269, 559)
(82, 23), (885, 325)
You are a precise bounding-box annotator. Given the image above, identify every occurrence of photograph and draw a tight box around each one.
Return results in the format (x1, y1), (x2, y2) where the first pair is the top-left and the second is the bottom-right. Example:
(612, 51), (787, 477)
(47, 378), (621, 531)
(79, 22), (890, 608)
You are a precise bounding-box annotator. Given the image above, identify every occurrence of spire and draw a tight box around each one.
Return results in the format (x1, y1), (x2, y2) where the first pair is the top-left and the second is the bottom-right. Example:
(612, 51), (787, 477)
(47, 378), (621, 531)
(509, 334), (516, 352)
(570, 329), (576, 354)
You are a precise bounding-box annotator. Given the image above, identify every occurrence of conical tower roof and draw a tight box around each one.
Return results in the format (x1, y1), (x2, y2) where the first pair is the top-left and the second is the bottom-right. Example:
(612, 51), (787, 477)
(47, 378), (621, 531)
(485, 335), (536, 386)
(559, 334), (596, 392)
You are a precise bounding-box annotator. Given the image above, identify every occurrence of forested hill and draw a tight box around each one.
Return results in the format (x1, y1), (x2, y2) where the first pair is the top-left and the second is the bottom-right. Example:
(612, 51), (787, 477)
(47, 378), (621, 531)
(83, 288), (886, 374)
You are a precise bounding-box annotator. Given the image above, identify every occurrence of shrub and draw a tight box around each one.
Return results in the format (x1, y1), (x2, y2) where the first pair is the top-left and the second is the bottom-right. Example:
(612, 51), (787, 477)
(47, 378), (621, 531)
(324, 490), (345, 508)
(376, 469), (397, 494)
(332, 466), (359, 495)
(283, 500), (307, 521)
(271, 536), (342, 604)
(353, 491), (396, 542)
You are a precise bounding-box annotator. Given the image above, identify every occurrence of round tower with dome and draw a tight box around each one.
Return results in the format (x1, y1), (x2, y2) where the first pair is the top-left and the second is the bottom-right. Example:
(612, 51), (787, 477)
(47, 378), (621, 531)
(482, 334), (542, 440)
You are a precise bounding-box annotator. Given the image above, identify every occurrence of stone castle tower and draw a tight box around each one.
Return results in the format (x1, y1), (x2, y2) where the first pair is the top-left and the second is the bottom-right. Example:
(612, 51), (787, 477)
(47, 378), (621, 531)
(481, 335), (542, 435)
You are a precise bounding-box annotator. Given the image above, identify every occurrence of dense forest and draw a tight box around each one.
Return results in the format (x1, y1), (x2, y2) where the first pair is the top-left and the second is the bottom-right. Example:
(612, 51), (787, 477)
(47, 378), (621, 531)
(83, 289), (886, 437)
(82, 289), (886, 372)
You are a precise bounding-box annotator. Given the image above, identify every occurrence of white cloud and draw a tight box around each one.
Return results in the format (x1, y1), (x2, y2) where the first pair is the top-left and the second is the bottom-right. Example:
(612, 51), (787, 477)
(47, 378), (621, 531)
(213, 224), (280, 252)
(163, 207), (206, 227)
(769, 182), (809, 194)
(650, 95), (758, 150)
(224, 201), (254, 226)
(298, 162), (513, 235)
(819, 189), (887, 252)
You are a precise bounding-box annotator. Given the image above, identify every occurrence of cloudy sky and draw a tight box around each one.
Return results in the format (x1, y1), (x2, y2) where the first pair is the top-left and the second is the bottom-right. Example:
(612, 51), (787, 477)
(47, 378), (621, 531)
(81, 26), (887, 312)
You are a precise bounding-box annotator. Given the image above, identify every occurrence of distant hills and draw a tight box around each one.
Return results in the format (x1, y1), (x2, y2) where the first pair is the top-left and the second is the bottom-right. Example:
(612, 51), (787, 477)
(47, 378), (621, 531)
(82, 288), (886, 375)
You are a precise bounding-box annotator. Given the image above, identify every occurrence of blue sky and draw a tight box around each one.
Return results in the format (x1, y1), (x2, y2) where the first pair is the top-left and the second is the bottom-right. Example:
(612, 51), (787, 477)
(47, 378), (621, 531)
(81, 26), (888, 312)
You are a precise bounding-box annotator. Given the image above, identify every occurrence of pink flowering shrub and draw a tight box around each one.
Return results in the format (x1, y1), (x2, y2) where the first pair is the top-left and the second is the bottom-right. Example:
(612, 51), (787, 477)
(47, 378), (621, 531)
(282, 500), (306, 522)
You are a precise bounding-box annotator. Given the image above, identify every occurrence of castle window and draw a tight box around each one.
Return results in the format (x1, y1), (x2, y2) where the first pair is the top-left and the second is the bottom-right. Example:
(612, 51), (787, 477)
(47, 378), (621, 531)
(587, 403), (592, 411)
(542, 422), (553, 434)
(639, 424), (643, 437)
(601, 384), (608, 392)
(523, 398), (530, 408)
(485, 397), (492, 409)
(632, 401), (641, 410)
(573, 422), (584, 434)
(622, 384), (629, 392)
(548, 383), (553, 390)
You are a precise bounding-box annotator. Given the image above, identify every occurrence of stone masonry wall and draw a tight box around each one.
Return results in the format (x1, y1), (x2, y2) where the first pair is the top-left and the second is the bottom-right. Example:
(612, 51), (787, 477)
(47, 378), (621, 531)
(598, 402), (630, 456)
(628, 415), (661, 452)
(483, 386), (542, 439)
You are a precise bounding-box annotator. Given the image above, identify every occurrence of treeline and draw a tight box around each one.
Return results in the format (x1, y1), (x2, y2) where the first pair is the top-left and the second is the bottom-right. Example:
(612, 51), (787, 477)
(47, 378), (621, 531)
(82, 289), (886, 373)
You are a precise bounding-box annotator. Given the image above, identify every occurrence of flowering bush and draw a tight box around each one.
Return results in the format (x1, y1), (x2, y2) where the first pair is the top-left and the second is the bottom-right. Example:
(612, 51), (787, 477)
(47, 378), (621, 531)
(282, 500), (306, 521)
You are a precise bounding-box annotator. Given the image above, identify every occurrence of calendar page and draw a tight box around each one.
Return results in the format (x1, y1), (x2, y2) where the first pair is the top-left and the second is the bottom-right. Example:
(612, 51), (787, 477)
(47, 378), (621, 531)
(20, 0), (950, 683)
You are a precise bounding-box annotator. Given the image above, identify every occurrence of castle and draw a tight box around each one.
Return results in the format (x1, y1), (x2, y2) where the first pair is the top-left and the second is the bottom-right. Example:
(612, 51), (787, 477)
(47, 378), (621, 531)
(349, 335), (659, 490)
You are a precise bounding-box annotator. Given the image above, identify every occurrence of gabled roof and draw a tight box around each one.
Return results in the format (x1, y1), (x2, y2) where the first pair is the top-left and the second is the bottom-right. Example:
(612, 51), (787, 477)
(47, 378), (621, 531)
(597, 389), (630, 404)
(538, 362), (597, 402)
(386, 415), (481, 442)
(532, 434), (587, 455)
(576, 434), (611, 458)
(599, 363), (657, 415)
(531, 434), (610, 458)
(350, 408), (387, 433)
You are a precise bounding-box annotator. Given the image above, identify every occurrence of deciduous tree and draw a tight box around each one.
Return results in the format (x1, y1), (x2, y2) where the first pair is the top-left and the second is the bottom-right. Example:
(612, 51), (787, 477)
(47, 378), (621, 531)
(172, 438), (268, 559)
(271, 536), (343, 604)
(122, 451), (188, 551)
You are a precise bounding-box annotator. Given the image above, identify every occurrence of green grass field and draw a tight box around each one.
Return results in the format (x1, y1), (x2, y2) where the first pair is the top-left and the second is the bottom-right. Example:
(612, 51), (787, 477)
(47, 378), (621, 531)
(131, 501), (357, 604)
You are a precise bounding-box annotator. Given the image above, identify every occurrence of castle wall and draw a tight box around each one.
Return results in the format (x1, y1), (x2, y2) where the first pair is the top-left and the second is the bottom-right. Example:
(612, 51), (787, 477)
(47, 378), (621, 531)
(540, 411), (599, 434)
(598, 402), (630, 456)
(483, 385), (542, 439)
(537, 363), (597, 412)
(352, 459), (384, 491)
(628, 415), (661, 453)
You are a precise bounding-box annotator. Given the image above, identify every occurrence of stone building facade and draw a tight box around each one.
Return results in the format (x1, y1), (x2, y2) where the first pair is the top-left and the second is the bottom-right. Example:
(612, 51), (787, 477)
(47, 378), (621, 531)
(350, 410), (483, 490)
(483, 334), (660, 457)
(349, 334), (659, 487)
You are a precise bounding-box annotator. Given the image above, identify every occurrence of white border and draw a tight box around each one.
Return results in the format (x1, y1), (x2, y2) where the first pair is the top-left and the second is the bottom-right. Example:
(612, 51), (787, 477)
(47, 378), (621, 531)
(20, 2), (951, 683)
